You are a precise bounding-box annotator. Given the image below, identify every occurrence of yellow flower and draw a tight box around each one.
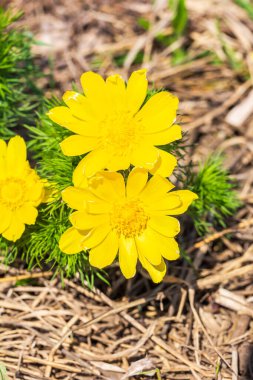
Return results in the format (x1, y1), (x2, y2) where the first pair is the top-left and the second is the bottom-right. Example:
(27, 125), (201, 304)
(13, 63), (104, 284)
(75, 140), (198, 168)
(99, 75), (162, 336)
(0, 136), (45, 242)
(48, 70), (181, 178)
(59, 168), (197, 283)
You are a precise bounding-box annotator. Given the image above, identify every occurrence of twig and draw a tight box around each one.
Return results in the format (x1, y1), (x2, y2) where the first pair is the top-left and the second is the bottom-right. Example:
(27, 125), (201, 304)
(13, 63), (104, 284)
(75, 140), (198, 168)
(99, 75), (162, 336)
(188, 288), (234, 373)
(187, 217), (253, 254)
(197, 264), (253, 289)
(188, 80), (252, 129)
(0, 271), (53, 284)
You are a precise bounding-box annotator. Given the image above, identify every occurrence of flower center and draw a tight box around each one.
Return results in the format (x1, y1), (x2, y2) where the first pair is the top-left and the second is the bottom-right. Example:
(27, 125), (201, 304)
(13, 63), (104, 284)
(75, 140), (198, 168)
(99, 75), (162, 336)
(111, 200), (149, 238)
(0, 178), (25, 210)
(99, 112), (142, 156)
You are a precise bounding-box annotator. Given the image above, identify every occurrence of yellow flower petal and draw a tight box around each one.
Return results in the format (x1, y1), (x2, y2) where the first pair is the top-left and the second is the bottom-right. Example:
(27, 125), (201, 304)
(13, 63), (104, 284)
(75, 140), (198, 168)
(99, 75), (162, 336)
(82, 224), (111, 249)
(135, 229), (162, 266)
(90, 171), (125, 202)
(159, 236), (180, 261)
(139, 175), (174, 202)
(64, 184), (111, 214)
(143, 124), (182, 146)
(16, 205), (38, 225)
(86, 199), (112, 215)
(62, 186), (87, 210)
(59, 227), (87, 254)
(136, 91), (179, 133)
(140, 228), (180, 260)
(0, 205), (12, 234)
(148, 216), (180, 237)
(69, 211), (109, 230)
(75, 149), (109, 177)
(62, 91), (95, 121)
(6, 136), (26, 176)
(0, 141), (7, 180)
(72, 161), (89, 189)
(131, 144), (159, 170)
(119, 235), (137, 279)
(146, 194), (181, 213)
(48, 106), (98, 136)
(126, 69), (147, 114)
(164, 190), (198, 215)
(0, 139), (7, 157)
(139, 252), (167, 283)
(106, 154), (130, 171)
(126, 168), (148, 199)
(101, 171), (126, 197)
(106, 74), (126, 112)
(26, 181), (44, 204)
(89, 230), (119, 269)
(80, 71), (108, 118)
(150, 149), (177, 177)
(2, 218), (25, 242)
(60, 135), (97, 156)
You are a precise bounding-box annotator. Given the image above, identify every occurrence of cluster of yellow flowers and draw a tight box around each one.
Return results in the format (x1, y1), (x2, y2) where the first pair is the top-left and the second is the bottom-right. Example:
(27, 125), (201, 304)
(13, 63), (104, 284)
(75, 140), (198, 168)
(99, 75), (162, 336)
(0, 70), (197, 283)
(49, 69), (198, 282)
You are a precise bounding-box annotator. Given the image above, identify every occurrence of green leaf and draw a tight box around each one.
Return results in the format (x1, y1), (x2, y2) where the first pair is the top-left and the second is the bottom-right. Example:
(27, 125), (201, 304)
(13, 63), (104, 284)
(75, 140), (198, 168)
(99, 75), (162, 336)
(234, 0), (253, 19)
(172, 0), (188, 36)
(171, 47), (188, 65)
(0, 363), (9, 380)
(137, 17), (150, 31)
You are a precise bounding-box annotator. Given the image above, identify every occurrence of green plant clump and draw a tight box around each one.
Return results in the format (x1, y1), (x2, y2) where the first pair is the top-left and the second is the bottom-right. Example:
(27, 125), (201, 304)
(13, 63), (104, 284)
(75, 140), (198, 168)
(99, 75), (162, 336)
(0, 8), (43, 138)
(187, 155), (241, 235)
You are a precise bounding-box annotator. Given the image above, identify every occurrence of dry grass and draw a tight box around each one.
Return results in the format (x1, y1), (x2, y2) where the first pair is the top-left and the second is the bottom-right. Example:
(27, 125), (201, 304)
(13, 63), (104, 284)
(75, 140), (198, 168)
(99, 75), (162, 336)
(1, 0), (253, 379)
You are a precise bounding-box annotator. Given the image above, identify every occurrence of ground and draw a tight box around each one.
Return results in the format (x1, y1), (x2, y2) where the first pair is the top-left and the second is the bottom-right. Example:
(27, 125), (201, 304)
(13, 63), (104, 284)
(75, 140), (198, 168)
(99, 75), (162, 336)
(1, 0), (253, 379)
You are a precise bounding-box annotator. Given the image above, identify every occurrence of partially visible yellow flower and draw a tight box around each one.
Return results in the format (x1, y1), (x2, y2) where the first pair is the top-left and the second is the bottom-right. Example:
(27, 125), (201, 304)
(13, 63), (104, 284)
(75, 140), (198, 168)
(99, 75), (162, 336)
(59, 168), (197, 283)
(48, 70), (181, 178)
(0, 136), (44, 242)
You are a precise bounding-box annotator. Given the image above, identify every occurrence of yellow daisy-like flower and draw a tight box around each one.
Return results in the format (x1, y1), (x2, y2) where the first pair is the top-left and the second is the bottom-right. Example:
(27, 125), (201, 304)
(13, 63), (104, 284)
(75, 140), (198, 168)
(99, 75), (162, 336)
(59, 168), (197, 283)
(48, 70), (181, 178)
(0, 136), (45, 242)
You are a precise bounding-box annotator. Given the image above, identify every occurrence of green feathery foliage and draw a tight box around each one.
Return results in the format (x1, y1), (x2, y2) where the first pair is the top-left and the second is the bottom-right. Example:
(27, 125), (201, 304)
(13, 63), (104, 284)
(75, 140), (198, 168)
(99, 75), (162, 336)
(26, 97), (76, 191)
(0, 8), (43, 138)
(159, 137), (241, 235)
(186, 155), (241, 235)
